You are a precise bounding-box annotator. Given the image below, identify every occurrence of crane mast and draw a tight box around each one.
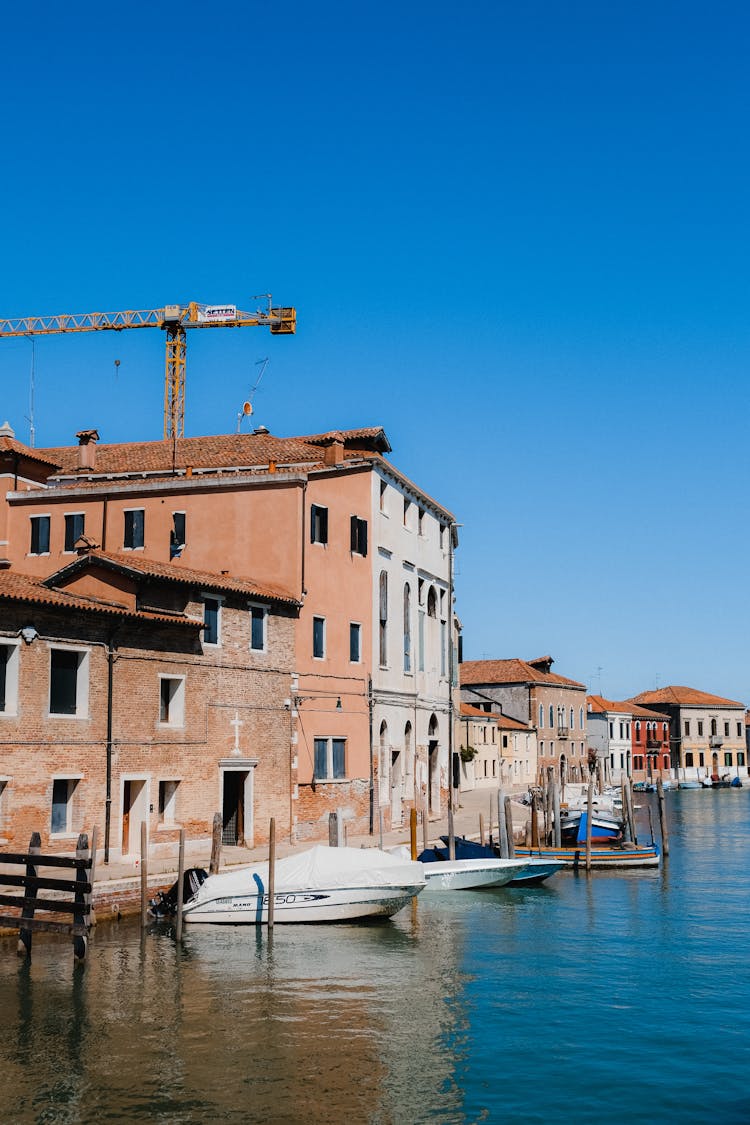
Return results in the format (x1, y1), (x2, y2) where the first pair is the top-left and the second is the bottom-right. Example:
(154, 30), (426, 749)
(0, 299), (296, 439)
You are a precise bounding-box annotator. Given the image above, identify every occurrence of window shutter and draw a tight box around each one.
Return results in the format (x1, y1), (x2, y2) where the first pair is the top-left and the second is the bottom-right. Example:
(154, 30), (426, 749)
(360, 519), (367, 557)
(350, 515), (357, 553)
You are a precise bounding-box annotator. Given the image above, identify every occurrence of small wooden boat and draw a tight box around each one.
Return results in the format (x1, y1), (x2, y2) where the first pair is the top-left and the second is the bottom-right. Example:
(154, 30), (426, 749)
(513, 842), (660, 869)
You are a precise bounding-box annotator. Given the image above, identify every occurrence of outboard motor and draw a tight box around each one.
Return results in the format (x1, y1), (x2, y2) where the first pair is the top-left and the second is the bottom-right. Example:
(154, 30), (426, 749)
(149, 867), (208, 918)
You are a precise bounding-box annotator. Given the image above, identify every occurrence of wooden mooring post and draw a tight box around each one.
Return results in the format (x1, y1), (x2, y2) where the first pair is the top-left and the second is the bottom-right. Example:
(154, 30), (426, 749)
(503, 797), (515, 859)
(268, 818), (276, 929)
(410, 808), (418, 860)
(0, 830), (96, 962)
(209, 811), (222, 875)
(656, 777), (670, 856)
(585, 776), (594, 872)
(140, 821), (148, 930)
(175, 828), (186, 944)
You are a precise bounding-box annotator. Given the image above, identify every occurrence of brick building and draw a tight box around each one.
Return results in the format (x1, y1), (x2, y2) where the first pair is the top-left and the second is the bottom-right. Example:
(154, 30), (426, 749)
(459, 656), (588, 782)
(0, 551), (298, 860)
(0, 422), (457, 846)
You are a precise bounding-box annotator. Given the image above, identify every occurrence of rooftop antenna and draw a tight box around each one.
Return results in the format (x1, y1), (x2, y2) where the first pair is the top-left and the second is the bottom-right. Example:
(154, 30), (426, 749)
(24, 335), (35, 447)
(236, 357), (270, 433)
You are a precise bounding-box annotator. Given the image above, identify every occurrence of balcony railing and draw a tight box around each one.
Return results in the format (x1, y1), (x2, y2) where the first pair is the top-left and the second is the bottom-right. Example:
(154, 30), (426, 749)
(709, 735), (723, 748)
(646, 737), (661, 749)
(557, 725), (569, 740)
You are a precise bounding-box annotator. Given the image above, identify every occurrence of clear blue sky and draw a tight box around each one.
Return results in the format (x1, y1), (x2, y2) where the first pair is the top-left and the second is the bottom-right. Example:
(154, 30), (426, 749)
(2, 2), (749, 703)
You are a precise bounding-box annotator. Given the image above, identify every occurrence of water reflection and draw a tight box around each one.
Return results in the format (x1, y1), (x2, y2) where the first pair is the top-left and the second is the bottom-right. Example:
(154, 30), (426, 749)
(3, 791), (750, 1124)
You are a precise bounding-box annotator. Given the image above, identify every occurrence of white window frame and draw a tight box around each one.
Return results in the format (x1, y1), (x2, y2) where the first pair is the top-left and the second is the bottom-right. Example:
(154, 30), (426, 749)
(29, 513), (51, 556)
(63, 511), (86, 554)
(349, 621), (362, 664)
(50, 774), (84, 837)
(313, 736), (347, 781)
(48, 645), (90, 719)
(158, 778), (180, 827)
(248, 602), (268, 653)
(158, 674), (185, 728)
(0, 641), (20, 717)
(202, 593), (223, 648)
(123, 507), (145, 551)
(312, 615), (326, 660)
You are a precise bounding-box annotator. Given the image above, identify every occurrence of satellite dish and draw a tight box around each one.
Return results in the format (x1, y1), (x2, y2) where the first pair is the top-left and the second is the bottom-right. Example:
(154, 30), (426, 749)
(242, 401), (253, 416)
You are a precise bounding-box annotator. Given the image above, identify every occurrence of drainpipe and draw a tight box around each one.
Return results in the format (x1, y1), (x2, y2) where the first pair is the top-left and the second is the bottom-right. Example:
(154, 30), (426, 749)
(368, 675), (374, 834)
(447, 523), (456, 859)
(101, 494), (108, 551)
(104, 629), (117, 863)
(300, 480), (307, 599)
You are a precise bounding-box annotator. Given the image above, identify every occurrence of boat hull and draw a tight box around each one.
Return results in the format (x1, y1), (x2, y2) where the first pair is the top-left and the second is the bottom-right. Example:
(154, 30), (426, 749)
(514, 844), (660, 869)
(422, 859), (520, 892)
(183, 883), (422, 924)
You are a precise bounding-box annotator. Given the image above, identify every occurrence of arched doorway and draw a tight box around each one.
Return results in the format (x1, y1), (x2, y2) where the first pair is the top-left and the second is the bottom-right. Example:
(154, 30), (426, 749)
(428, 713), (439, 814)
(379, 721), (389, 807)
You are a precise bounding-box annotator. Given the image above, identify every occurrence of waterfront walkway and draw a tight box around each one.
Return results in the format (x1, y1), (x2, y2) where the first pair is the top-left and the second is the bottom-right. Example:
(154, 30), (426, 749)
(89, 786), (531, 911)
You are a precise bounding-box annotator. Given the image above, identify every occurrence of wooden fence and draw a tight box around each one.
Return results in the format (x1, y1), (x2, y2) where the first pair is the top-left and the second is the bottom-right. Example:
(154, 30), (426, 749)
(0, 829), (97, 961)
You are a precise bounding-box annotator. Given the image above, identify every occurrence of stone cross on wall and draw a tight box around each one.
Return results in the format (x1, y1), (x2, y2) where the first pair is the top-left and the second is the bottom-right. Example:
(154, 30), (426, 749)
(230, 710), (244, 756)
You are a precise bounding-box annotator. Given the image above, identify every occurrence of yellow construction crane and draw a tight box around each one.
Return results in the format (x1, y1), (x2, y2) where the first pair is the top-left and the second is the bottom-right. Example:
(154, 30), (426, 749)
(0, 298), (296, 438)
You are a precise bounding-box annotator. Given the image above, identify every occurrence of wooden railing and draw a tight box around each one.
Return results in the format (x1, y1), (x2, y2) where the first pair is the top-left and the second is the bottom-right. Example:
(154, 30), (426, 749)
(0, 829), (96, 962)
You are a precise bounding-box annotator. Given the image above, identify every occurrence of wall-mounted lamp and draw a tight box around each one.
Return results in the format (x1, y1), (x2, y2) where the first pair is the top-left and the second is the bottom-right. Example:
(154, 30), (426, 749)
(292, 694), (343, 711)
(20, 625), (37, 645)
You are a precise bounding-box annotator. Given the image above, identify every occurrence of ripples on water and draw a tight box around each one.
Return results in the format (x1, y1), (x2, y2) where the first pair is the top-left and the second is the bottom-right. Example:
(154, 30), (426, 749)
(2, 792), (750, 1124)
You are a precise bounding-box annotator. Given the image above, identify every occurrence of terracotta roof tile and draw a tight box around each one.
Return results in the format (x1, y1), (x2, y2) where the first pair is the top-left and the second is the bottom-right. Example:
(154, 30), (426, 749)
(586, 694), (668, 721)
(460, 658), (586, 690)
(0, 570), (198, 627)
(0, 436), (61, 469)
(628, 686), (745, 709)
(48, 550), (300, 607)
(35, 427), (390, 479)
(459, 703), (530, 730)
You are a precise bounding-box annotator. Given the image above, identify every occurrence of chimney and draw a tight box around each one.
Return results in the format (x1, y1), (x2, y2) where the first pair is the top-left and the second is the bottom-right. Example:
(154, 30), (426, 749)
(76, 429), (99, 471)
(322, 434), (345, 467)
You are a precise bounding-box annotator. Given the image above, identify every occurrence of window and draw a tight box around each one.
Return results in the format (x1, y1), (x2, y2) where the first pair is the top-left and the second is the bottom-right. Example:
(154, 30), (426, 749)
(539, 704), (544, 728)
(314, 737), (346, 780)
(403, 498), (411, 527)
(685, 752), (694, 767)
(350, 515), (368, 556)
(50, 648), (88, 717)
(249, 604), (267, 651)
(379, 571), (388, 666)
(203, 596), (221, 646)
(159, 676), (185, 727)
(313, 616), (326, 659)
(697, 720), (704, 736)
(171, 512), (186, 558)
(439, 524), (445, 548)
(635, 721), (641, 740)
(739, 752), (746, 767)
(379, 479), (388, 513)
(580, 707), (584, 729)
(403, 583), (412, 672)
(30, 515), (50, 555)
(684, 720), (691, 736)
(0, 643), (20, 716)
(440, 619), (447, 677)
(724, 722), (730, 737)
(539, 741), (544, 758)
(549, 705), (554, 728)
(711, 719), (717, 736)
(724, 752), (733, 767)
(349, 622), (361, 663)
(418, 508), (425, 535)
(51, 777), (80, 835)
(418, 610), (425, 672)
(64, 513), (85, 553)
(427, 586), (437, 618)
(124, 509), (145, 550)
(158, 780), (179, 825)
(310, 504), (328, 545)
(609, 722), (614, 738)
(570, 707), (575, 731)
(738, 722), (743, 738)
(619, 722), (624, 739)
(699, 752), (705, 767)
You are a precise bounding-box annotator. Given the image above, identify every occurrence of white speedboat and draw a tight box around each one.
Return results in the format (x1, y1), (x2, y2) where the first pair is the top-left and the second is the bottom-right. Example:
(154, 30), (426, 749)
(180, 845), (425, 924)
(507, 857), (565, 885)
(419, 855), (531, 892)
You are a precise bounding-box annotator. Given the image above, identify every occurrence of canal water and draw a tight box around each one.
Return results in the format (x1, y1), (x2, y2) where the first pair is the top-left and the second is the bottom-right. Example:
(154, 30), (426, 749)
(2, 791), (749, 1124)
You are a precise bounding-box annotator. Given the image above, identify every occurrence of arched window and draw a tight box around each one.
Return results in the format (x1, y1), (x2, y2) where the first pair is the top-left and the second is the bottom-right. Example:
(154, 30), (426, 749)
(549, 704), (554, 728)
(403, 583), (412, 672)
(379, 571), (388, 666)
(579, 707), (584, 729)
(379, 720), (389, 795)
(711, 718), (717, 736)
(539, 703), (544, 728)
(427, 586), (437, 618)
(635, 721), (641, 741)
(570, 707), (575, 730)
(404, 721), (412, 760)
